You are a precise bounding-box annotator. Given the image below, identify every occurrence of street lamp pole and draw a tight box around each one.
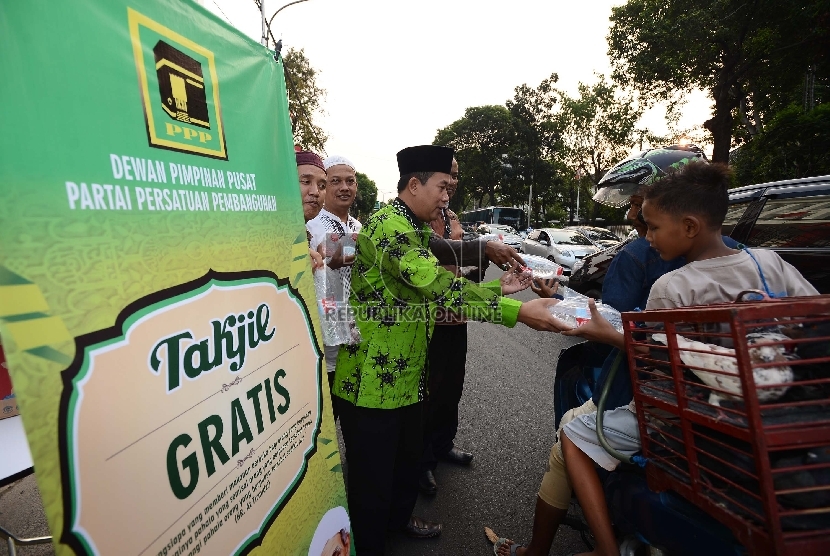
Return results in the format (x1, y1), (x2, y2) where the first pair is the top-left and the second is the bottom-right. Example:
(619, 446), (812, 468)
(264, 0), (310, 48)
(259, 2), (267, 46)
(527, 172), (533, 228)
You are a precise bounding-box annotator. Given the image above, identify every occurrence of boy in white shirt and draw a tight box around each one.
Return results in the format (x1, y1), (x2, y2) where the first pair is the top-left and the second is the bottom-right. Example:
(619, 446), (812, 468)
(557, 162), (817, 556)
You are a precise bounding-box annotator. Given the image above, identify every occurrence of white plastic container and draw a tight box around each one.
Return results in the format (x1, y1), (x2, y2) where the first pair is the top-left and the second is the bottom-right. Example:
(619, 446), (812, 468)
(548, 297), (624, 333)
(520, 254), (564, 280)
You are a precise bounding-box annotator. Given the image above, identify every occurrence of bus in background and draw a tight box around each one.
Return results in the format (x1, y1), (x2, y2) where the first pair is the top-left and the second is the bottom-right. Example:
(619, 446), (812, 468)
(459, 206), (527, 231)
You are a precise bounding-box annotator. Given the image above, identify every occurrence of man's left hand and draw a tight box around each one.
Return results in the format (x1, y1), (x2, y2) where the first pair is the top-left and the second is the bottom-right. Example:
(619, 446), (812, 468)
(499, 261), (532, 294)
(485, 240), (525, 268)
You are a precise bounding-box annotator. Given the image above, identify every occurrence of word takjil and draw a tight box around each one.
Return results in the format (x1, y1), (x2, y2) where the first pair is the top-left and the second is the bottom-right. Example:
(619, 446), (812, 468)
(150, 303), (276, 393)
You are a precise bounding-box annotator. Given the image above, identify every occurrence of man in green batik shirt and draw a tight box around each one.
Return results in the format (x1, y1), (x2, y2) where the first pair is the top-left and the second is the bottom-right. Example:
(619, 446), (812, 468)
(331, 145), (561, 555)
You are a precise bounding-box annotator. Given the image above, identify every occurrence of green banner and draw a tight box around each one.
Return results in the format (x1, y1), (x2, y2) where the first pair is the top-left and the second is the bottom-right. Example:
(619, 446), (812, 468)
(0, 1), (351, 554)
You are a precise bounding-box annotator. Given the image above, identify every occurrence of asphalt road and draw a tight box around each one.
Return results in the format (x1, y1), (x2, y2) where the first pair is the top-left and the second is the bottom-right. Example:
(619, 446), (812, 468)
(384, 265), (588, 556)
(0, 474), (53, 556)
(1, 266), (589, 556)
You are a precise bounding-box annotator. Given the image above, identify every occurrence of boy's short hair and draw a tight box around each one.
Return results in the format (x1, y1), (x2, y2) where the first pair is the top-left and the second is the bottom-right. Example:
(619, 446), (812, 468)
(643, 162), (732, 229)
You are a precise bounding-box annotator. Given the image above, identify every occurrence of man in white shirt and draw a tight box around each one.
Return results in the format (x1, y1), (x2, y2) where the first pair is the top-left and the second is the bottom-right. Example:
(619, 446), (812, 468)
(306, 155), (363, 415)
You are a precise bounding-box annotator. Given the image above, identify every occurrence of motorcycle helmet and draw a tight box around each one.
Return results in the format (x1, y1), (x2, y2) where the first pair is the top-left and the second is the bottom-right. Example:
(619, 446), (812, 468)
(592, 145), (708, 208)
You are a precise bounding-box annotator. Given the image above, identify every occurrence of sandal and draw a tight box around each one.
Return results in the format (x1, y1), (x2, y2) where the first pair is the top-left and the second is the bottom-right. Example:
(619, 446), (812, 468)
(484, 527), (524, 555)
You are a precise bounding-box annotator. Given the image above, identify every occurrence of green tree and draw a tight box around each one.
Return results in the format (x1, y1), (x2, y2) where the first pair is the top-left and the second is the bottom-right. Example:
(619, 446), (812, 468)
(607, 0), (827, 163)
(432, 73), (641, 226)
(554, 75), (641, 223)
(731, 103), (830, 184)
(434, 105), (516, 211)
(353, 171), (378, 221)
(503, 73), (565, 225)
(282, 48), (327, 151)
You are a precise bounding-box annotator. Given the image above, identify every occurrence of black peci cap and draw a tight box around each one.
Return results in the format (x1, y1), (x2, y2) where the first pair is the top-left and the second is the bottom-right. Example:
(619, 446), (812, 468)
(396, 145), (454, 176)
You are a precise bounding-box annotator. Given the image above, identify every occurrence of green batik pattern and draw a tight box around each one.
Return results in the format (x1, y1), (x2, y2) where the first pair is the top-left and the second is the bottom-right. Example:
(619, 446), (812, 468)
(332, 199), (521, 409)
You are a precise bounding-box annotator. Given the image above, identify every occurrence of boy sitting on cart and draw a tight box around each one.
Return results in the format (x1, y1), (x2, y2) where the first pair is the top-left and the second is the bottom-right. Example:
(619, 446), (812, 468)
(553, 162), (815, 556)
(562, 163), (818, 556)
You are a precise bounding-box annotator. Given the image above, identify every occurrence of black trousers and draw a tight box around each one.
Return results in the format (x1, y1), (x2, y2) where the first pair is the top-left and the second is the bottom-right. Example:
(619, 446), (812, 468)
(422, 323), (468, 471)
(335, 397), (425, 556)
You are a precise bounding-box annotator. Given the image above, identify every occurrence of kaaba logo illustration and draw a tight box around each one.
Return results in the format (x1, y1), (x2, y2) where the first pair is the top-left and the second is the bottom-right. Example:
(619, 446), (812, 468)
(154, 41), (210, 129)
(128, 8), (227, 160)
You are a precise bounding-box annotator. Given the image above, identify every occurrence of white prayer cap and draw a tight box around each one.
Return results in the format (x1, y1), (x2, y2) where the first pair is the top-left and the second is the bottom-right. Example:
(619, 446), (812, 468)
(308, 506), (350, 556)
(323, 155), (355, 171)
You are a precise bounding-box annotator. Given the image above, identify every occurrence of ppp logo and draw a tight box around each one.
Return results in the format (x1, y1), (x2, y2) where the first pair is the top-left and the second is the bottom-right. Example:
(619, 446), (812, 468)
(128, 8), (227, 160)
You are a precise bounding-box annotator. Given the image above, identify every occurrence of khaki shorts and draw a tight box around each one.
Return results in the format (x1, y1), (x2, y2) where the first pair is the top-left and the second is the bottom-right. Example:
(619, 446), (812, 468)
(538, 399), (596, 510)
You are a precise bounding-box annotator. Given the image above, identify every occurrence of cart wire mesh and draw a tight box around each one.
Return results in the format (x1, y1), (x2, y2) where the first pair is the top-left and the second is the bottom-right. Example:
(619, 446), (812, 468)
(623, 295), (830, 556)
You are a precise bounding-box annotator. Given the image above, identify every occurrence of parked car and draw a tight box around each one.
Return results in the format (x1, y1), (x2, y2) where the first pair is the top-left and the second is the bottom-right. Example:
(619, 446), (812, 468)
(485, 223), (519, 235)
(461, 229), (480, 242)
(477, 224), (524, 251)
(568, 239), (634, 299)
(521, 228), (599, 273)
(564, 226), (623, 249)
(569, 174), (830, 298)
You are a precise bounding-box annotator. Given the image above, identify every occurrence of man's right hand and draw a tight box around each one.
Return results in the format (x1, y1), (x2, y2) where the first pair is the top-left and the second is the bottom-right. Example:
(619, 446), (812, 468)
(516, 298), (571, 331)
(484, 240), (525, 268)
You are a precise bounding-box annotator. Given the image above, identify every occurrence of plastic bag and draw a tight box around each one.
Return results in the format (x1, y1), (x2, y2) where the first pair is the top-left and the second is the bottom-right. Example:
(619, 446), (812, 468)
(319, 232), (357, 266)
(314, 267), (357, 346)
(548, 295), (624, 333)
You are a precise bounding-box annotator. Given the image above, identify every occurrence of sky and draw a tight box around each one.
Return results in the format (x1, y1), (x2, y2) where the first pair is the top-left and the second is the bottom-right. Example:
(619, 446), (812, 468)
(200, 0), (712, 202)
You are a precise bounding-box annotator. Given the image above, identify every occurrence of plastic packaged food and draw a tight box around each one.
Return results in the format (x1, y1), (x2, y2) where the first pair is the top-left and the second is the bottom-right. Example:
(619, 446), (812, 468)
(548, 297), (624, 333)
(520, 254), (564, 280)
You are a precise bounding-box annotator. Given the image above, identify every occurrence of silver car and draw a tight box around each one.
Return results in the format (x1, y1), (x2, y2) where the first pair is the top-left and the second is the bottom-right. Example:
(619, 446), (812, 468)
(478, 224), (524, 251)
(521, 228), (599, 273)
(563, 226), (622, 250)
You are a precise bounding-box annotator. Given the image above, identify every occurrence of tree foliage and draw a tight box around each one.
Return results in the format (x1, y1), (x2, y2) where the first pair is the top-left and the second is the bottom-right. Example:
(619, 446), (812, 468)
(353, 171), (378, 221)
(434, 105), (516, 212)
(282, 48), (327, 152)
(503, 74), (566, 224)
(607, 0), (829, 163)
(556, 75), (642, 185)
(433, 73), (641, 226)
(553, 76), (641, 224)
(731, 103), (830, 184)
